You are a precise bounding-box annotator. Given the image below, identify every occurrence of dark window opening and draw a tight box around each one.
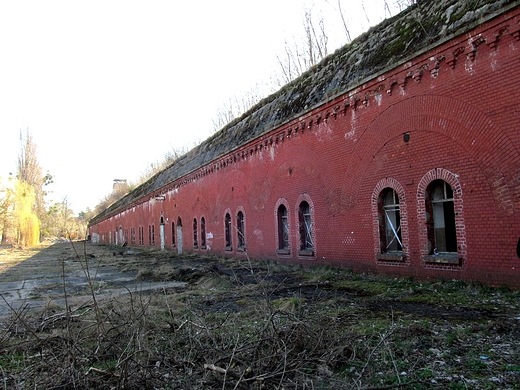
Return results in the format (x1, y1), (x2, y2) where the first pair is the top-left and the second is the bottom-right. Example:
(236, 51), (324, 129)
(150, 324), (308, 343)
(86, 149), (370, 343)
(426, 180), (457, 254)
(237, 211), (245, 249)
(277, 204), (289, 253)
(130, 227), (136, 245)
(193, 218), (198, 249)
(147, 225), (155, 246)
(225, 213), (232, 250)
(171, 221), (176, 247)
(138, 226), (144, 246)
(201, 217), (206, 249)
(298, 201), (313, 254)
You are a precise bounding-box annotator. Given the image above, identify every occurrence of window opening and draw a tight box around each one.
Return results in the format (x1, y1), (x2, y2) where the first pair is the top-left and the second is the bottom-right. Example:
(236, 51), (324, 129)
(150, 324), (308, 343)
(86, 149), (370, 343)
(148, 225), (152, 246)
(171, 221), (175, 247)
(193, 218), (198, 249)
(379, 188), (402, 253)
(130, 227), (136, 245)
(176, 217), (183, 254)
(138, 226), (144, 246)
(237, 211), (245, 249)
(298, 201), (313, 253)
(200, 217), (206, 249)
(225, 213), (232, 250)
(427, 180), (457, 254)
(277, 204), (289, 251)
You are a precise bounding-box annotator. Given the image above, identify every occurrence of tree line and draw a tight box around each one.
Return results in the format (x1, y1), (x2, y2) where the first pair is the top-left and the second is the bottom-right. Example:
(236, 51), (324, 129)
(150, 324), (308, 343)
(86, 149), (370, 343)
(0, 130), (89, 246)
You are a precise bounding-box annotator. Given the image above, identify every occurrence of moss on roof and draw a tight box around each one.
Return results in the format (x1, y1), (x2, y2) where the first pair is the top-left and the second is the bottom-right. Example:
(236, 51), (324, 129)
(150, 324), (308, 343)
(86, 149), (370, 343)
(90, 0), (518, 226)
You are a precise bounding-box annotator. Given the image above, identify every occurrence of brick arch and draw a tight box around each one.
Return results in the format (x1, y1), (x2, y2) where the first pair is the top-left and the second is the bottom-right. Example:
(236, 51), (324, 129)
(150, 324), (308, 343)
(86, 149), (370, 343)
(268, 144), (336, 213)
(342, 94), (519, 214)
(274, 198), (291, 256)
(295, 193), (317, 259)
(371, 178), (410, 264)
(416, 168), (467, 265)
(235, 205), (247, 249)
(216, 169), (247, 206)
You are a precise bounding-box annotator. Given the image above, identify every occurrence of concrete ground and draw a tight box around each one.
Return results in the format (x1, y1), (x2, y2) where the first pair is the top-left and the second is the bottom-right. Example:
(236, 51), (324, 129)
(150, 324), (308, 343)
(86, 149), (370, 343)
(0, 241), (185, 317)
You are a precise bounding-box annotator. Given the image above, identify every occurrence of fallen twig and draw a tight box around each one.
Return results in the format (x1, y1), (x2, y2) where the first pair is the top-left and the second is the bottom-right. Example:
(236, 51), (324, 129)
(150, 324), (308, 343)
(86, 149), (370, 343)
(204, 363), (241, 379)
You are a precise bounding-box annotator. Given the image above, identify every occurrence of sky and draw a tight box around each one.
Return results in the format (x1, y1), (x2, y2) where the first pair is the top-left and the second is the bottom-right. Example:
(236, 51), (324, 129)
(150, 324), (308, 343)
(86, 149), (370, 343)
(0, 0), (406, 214)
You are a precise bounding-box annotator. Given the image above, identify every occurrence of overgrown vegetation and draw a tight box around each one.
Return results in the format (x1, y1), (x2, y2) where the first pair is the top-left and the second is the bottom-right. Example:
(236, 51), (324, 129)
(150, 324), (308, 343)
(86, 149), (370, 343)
(1, 242), (519, 389)
(1, 130), (89, 245)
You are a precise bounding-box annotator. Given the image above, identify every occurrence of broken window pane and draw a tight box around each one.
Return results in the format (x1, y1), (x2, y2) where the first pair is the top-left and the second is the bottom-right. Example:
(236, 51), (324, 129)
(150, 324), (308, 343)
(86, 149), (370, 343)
(429, 180), (457, 253)
(237, 211), (245, 248)
(380, 188), (402, 253)
(277, 204), (289, 251)
(299, 201), (313, 252)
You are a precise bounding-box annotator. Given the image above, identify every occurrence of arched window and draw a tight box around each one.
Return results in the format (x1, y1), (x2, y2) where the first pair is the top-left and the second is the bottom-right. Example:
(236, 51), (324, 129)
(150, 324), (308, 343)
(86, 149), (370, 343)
(298, 201), (313, 254)
(130, 227), (136, 245)
(237, 211), (245, 249)
(378, 188), (402, 254)
(148, 224), (155, 246)
(138, 226), (144, 246)
(225, 213), (232, 250)
(426, 180), (457, 254)
(171, 221), (175, 247)
(277, 204), (289, 252)
(200, 217), (206, 249)
(193, 218), (198, 249)
(176, 217), (183, 254)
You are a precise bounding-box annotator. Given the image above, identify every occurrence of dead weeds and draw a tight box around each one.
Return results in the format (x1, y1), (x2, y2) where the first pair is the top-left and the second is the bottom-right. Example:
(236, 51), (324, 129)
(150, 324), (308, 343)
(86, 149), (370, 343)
(0, 242), (519, 389)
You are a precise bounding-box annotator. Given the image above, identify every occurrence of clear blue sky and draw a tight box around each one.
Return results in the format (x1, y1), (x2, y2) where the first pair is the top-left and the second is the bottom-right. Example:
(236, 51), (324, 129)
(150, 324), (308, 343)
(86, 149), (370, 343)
(0, 0), (404, 214)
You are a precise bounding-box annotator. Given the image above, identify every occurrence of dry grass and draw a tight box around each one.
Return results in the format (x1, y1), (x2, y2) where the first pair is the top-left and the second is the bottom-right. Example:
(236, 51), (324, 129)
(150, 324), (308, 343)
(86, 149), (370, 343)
(0, 242), (519, 389)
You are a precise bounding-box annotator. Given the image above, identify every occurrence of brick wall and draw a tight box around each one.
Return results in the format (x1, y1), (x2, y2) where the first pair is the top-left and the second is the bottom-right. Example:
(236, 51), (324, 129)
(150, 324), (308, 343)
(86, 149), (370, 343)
(90, 6), (520, 287)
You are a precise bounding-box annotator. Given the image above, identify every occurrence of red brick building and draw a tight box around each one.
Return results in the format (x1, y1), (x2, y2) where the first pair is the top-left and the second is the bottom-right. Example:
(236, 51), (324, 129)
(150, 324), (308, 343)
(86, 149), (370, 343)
(89, 0), (520, 287)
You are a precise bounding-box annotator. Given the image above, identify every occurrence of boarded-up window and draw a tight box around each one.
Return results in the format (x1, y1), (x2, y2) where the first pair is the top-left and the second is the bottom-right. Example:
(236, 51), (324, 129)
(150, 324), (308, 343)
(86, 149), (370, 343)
(378, 188), (402, 253)
(237, 211), (245, 249)
(298, 201), (313, 253)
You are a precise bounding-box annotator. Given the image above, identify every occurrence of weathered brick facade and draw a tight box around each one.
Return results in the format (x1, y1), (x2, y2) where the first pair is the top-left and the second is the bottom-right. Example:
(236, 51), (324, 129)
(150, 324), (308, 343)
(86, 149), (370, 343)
(89, 0), (520, 287)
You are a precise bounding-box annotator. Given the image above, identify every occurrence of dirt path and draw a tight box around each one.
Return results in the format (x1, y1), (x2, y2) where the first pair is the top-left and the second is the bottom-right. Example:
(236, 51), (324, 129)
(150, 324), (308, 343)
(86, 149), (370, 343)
(0, 242), (185, 317)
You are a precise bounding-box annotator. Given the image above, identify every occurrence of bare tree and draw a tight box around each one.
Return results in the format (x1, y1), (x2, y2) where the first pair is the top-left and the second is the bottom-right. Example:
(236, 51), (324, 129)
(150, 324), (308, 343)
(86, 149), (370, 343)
(17, 129), (52, 223)
(335, 0), (352, 42)
(17, 130), (41, 187)
(46, 198), (74, 238)
(212, 0), (417, 130)
(131, 146), (188, 188)
(272, 7), (330, 87)
(212, 84), (265, 133)
(0, 176), (14, 244)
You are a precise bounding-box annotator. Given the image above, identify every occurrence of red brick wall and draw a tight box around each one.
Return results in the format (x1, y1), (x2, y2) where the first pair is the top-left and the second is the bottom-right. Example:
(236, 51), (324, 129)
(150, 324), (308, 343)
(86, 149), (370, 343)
(90, 7), (520, 287)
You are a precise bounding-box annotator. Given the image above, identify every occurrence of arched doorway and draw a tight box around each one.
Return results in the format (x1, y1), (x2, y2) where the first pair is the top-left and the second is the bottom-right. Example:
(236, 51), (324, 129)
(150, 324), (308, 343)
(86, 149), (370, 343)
(159, 216), (165, 251)
(176, 217), (183, 254)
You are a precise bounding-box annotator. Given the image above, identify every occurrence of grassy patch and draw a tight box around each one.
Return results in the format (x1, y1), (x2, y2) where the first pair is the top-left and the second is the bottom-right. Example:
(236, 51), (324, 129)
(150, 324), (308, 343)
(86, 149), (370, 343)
(1, 242), (519, 389)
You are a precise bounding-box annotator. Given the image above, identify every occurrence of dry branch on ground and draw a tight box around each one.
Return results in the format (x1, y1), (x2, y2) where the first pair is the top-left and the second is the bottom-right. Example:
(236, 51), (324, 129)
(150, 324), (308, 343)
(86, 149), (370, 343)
(0, 242), (519, 389)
